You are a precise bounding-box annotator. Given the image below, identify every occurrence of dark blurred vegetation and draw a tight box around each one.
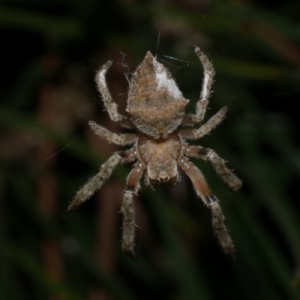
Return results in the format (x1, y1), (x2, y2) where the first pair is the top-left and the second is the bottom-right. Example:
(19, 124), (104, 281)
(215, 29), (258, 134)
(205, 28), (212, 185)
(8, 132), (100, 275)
(1, 0), (300, 299)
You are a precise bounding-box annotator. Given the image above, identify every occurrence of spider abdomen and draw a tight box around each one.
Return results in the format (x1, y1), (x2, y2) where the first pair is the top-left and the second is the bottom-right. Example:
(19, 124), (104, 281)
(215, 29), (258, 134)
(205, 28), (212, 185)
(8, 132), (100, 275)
(127, 51), (189, 138)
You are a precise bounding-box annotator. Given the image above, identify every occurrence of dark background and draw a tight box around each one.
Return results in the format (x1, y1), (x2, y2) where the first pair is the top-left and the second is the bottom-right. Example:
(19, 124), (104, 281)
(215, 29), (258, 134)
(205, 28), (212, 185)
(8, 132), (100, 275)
(1, 0), (300, 299)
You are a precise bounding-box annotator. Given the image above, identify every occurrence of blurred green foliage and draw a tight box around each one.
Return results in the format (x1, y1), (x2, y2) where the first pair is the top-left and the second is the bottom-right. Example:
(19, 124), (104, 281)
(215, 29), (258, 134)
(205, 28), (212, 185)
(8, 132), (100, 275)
(1, 0), (300, 299)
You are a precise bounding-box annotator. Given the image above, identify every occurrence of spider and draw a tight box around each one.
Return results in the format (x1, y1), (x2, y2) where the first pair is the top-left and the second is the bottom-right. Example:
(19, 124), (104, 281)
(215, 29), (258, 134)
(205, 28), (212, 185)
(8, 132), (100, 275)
(68, 45), (242, 258)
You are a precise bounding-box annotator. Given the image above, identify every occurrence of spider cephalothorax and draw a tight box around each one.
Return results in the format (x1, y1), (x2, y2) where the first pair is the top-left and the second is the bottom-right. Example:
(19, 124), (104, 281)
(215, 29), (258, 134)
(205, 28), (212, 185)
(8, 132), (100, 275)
(68, 46), (242, 258)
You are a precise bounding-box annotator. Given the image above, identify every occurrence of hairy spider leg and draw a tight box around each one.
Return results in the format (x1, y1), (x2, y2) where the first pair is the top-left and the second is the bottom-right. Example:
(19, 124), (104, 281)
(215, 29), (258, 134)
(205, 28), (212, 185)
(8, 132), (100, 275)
(121, 161), (145, 258)
(183, 145), (242, 191)
(179, 106), (227, 140)
(182, 45), (216, 126)
(89, 121), (137, 146)
(68, 149), (136, 211)
(95, 60), (133, 129)
(178, 156), (235, 257)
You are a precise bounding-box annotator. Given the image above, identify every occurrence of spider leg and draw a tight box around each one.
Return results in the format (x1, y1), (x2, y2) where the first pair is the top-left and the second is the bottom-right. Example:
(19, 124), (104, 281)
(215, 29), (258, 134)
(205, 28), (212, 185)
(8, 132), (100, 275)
(178, 156), (235, 257)
(179, 106), (227, 140)
(183, 145), (242, 191)
(95, 60), (133, 129)
(68, 148), (137, 211)
(182, 45), (215, 126)
(89, 121), (137, 146)
(121, 161), (145, 258)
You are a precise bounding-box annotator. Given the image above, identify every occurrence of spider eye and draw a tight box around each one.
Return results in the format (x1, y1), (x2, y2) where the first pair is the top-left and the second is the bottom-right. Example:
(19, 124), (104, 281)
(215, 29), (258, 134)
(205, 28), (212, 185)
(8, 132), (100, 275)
(158, 173), (169, 182)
